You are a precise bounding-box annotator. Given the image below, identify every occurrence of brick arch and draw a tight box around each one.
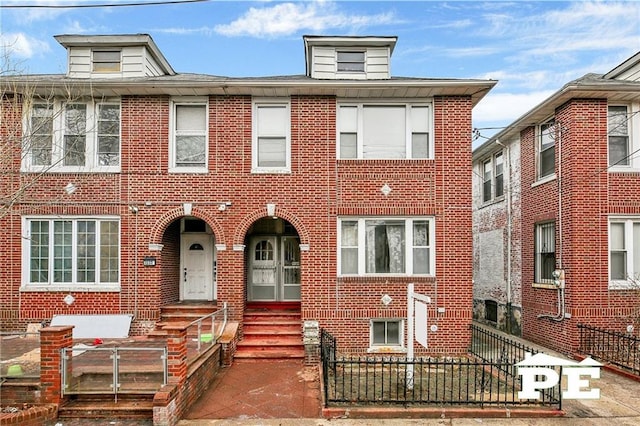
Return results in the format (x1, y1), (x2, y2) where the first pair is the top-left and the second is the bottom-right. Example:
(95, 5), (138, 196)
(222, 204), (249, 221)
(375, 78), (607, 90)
(149, 207), (226, 246)
(233, 207), (310, 246)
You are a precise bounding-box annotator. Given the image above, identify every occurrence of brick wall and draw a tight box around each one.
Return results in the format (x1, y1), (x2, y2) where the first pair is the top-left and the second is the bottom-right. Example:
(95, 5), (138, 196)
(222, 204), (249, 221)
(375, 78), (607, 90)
(1, 93), (476, 355)
(521, 99), (640, 355)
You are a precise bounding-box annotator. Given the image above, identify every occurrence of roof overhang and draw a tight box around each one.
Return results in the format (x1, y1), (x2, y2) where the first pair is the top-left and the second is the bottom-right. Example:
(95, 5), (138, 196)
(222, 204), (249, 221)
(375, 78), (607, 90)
(473, 79), (640, 160)
(3, 75), (497, 106)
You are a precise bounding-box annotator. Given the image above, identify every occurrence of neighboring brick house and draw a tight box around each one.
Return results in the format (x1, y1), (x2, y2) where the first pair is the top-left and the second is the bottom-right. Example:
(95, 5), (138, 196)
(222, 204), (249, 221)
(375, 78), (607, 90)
(1, 34), (495, 355)
(472, 52), (640, 354)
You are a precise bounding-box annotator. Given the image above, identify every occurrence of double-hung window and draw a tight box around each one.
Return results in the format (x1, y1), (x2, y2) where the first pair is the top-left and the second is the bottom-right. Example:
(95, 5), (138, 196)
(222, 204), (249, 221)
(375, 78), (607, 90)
(170, 98), (208, 172)
(23, 100), (121, 172)
(370, 319), (403, 351)
(609, 218), (640, 288)
(92, 49), (121, 73)
(608, 105), (630, 167)
(337, 51), (365, 73)
(338, 103), (432, 159)
(252, 99), (291, 173)
(538, 118), (556, 179)
(534, 222), (556, 284)
(482, 151), (504, 202)
(338, 217), (434, 276)
(23, 217), (120, 289)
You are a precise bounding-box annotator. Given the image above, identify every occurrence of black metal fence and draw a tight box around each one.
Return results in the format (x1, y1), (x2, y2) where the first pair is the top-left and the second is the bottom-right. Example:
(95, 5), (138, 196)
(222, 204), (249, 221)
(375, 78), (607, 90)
(469, 323), (543, 366)
(320, 328), (561, 409)
(578, 323), (640, 376)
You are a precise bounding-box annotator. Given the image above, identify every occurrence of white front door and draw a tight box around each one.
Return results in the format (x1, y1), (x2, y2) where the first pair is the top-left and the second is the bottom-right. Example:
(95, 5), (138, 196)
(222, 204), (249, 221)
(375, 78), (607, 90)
(181, 234), (215, 301)
(248, 236), (300, 302)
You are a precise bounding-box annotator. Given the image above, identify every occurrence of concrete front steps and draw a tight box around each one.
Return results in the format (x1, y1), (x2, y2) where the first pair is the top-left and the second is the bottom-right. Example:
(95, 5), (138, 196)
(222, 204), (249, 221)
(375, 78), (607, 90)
(235, 303), (304, 360)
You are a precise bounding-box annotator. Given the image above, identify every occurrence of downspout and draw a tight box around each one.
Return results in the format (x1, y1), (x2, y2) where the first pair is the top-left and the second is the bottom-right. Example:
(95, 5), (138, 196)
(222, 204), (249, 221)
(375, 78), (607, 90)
(504, 142), (513, 333)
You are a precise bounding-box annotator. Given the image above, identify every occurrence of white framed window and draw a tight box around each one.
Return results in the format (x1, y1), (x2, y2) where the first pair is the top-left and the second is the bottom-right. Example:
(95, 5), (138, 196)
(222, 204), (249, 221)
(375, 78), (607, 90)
(23, 100), (121, 172)
(337, 51), (365, 73)
(538, 118), (556, 179)
(608, 105), (631, 167)
(482, 151), (504, 203)
(534, 222), (556, 284)
(337, 102), (432, 160)
(169, 97), (208, 173)
(338, 217), (434, 276)
(22, 216), (120, 290)
(92, 49), (121, 73)
(609, 217), (640, 289)
(369, 319), (404, 352)
(252, 98), (291, 173)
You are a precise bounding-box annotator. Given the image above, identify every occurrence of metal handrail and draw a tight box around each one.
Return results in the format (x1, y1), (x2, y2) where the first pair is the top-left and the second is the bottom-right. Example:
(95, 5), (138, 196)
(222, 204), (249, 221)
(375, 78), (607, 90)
(186, 302), (228, 353)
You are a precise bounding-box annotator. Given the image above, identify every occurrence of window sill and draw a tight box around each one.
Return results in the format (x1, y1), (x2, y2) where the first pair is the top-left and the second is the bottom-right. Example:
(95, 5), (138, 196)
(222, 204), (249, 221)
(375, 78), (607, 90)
(367, 346), (407, 354)
(608, 167), (640, 174)
(169, 167), (208, 174)
(531, 174), (556, 188)
(20, 285), (121, 293)
(532, 282), (558, 289)
(21, 166), (121, 174)
(608, 281), (639, 290)
(480, 196), (506, 208)
(251, 168), (292, 174)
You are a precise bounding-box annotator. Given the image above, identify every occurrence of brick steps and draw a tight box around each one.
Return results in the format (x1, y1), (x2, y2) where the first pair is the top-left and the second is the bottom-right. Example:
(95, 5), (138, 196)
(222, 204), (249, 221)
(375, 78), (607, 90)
(58, 395), (154, 420)
(236, 307), (304, 360)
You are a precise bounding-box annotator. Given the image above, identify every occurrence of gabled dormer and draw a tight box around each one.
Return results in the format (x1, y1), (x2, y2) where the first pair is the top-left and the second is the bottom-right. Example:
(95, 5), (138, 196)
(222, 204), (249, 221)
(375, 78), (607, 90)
(54, 34), (176, 79)
(303, 35), (396, 80)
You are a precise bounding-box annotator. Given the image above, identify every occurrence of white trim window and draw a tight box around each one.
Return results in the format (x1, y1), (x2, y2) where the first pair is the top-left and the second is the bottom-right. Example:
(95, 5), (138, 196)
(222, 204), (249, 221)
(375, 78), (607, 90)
(22, 217), (120, 290)
(92, 49), (121, 73)
(337, 102), (432, 159)
(369, 319), (404, 352)
(609, 217), (640, 289)
(170, 98), (208, 173)
(338, 217), (434, 276)
(608, 105), (631, 167)
(482, 151), (504, 203)
(23, 100), (121, 172)
(538, 118), (556, 179)
(534, 222), (556, 284)
(337, 51), (365, 73)
(252, 99), (291, 173)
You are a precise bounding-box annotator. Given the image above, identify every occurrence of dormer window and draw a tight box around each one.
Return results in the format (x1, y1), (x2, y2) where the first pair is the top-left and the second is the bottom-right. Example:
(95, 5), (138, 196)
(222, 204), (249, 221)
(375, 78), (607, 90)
(337, 51), (365, 73)
(92, 49), (121, 73)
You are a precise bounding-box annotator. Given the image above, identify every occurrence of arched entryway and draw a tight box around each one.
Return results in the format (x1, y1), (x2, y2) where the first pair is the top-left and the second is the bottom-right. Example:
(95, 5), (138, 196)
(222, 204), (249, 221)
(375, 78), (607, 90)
(245, 218), (300, 303)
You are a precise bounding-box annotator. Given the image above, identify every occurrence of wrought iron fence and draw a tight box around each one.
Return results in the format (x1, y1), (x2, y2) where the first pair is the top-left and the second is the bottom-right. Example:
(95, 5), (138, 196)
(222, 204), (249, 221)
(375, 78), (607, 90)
(578, 323), (640, 376)
(320, 328), (560, 409)
(61, 345), (168, 399)
(469, 323), (543, 370)
(0, 332), (41, 378)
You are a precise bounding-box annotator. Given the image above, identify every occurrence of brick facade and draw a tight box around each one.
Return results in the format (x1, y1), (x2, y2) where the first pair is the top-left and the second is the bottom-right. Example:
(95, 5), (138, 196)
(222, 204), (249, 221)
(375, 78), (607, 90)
(0, 35), (495, 356)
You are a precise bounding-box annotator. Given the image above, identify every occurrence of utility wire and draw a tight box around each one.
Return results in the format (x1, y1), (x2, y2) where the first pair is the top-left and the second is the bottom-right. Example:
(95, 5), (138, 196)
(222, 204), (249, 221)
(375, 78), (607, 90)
(0, 0), (209, 8)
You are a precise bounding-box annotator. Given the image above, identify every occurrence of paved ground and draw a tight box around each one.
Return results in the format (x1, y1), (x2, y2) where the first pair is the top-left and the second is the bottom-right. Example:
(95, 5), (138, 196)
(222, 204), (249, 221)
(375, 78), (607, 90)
(177, 357), (640, 426)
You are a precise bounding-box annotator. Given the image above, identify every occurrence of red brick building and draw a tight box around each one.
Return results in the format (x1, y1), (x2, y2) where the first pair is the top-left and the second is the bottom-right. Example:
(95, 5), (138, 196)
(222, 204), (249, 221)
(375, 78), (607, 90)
(473, 52), (640, 354)
(1, 34), (495, 354)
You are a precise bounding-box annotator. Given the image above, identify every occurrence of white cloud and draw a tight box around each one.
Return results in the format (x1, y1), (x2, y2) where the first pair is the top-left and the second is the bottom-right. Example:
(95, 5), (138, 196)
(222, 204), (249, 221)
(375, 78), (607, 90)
(0, 33), (50, 60)
(473, 90), (555, 124)
(214, 1), (397, 38)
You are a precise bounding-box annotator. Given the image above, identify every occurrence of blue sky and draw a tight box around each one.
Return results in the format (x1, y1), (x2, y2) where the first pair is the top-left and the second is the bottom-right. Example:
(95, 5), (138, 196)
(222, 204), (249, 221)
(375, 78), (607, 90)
(2, 0), (640, 142)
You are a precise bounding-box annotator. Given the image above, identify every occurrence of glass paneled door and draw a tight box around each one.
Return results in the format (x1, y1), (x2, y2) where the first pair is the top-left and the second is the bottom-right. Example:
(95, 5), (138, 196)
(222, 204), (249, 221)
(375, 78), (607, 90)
(248, 236), (300, 301)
